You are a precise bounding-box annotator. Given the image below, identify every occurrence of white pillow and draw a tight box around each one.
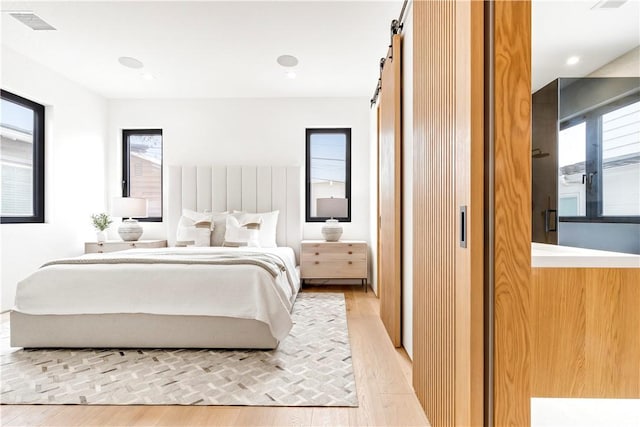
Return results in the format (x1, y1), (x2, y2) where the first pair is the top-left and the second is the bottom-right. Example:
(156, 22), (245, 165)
(234, 210), (279, 248)
(223, 215), (260, 247)
(176, 209), (213, 247)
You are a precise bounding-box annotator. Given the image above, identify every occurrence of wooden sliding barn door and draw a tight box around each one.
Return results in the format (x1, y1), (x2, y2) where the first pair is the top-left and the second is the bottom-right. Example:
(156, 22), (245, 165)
(491, 1), (532, 425)
(378, 34), (402, 347)
(412, 1), (484, 426)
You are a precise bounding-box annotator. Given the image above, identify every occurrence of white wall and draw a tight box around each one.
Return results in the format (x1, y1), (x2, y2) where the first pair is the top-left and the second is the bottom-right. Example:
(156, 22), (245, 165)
(1, 47), (108, 311)
(588, 46), (640, 78)
(106, 97), (371, 246)
(401, 3), (414, 359)
(369, 104), (379, 295)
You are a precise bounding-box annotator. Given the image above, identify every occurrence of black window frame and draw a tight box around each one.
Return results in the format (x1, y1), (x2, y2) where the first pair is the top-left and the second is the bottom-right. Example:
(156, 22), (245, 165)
(305, 128), (352, 223)
(559, 92), (640, 224)
(0, 90), (45, 224)
(122, 129), (163, 222)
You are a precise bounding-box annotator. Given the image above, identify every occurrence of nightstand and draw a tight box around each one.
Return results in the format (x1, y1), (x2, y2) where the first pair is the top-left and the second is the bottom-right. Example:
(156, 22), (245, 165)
(300, 240), (368, 291)
(84, 240), (167, 254)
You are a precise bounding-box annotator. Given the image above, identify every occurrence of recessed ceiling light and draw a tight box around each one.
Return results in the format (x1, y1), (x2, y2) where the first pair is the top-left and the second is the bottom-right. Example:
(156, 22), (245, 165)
(285, 71), (297, 79)
(277, 55), (299, 68)
(118, 56), (144, 69)
(141, 72), (155, 81)
(566, 56), (580, 65)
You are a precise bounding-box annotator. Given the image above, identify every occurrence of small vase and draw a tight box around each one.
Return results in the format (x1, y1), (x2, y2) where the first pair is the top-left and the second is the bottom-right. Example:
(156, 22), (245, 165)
(96, 231), (107, 243)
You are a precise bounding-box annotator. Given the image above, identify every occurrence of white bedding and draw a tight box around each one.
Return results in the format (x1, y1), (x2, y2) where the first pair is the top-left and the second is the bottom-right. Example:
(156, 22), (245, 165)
(13, 247), (300, 341)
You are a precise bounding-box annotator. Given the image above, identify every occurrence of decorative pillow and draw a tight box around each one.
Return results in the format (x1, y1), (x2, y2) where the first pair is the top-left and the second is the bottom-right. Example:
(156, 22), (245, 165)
(209, 211), (230, 246)
(234, 210), (279, 248)
(223, 215), (260, 247)
(176, 209), (213, 247)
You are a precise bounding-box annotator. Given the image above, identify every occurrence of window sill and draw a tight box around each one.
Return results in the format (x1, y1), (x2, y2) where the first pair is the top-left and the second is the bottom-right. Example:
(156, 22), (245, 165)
(559, 216), (640, 225)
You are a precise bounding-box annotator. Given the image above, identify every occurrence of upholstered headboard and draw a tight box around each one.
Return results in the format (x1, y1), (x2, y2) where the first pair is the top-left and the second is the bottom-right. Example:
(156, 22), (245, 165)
(167, 165), (302, 260)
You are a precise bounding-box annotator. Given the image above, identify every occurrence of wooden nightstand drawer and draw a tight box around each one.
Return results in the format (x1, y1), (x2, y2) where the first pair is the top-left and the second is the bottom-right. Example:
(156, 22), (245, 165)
(302, 259), (367, 279)
(301, 251), (366, 262)
(301, 242), (367, 256)
(84, 240), (167, 254)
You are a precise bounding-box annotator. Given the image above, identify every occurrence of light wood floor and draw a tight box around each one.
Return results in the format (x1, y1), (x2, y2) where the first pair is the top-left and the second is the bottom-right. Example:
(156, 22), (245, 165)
(0, 286), (430, 427)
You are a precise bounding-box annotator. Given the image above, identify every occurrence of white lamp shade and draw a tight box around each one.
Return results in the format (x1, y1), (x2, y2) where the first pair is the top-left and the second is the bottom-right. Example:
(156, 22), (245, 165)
(112, 197), (148, 218)
(317, 197), (348, 218)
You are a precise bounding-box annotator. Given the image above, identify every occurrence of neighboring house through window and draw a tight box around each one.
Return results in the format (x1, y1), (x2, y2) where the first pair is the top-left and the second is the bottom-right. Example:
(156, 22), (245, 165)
(0, 90), (45, 224)
(122, 129), (163, 221)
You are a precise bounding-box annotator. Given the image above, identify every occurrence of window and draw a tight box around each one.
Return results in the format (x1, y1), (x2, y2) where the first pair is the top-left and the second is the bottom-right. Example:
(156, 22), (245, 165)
(1, 90), (45, 224)
(558, 121), (586, 217)
(558, 94), (640, 223)
(305, 128), (351, 222)
(122, 129), (163, 221)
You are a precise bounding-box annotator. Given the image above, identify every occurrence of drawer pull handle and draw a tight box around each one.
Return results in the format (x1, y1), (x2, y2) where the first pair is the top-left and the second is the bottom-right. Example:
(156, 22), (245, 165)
(315, 252), (319, 255)
(348, 261), (353, 265)
(315, 261), (319, 265)
(348, 251), (353, 255)
(98, 242), (104, 246)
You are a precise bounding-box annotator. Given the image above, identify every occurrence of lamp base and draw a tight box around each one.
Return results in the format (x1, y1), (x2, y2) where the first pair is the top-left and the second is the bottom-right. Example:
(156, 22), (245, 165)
(118, 219), (143, 241)
(321, 219), (343, 242)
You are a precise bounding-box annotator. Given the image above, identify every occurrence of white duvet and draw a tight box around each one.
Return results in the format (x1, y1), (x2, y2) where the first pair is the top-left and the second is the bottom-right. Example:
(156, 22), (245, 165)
(13, 246), (300, 341)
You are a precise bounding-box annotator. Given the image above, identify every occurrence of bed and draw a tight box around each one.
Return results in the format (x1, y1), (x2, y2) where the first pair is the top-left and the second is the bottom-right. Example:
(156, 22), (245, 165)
(10, 165), (302, 349)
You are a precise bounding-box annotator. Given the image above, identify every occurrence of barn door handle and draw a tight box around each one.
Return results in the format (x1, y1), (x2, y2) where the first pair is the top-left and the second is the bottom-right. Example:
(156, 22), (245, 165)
(460, 206), (467, 248)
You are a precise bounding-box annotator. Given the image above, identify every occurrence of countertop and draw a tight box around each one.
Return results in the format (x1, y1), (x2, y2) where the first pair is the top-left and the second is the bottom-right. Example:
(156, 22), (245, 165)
(532, 242), (640, 268)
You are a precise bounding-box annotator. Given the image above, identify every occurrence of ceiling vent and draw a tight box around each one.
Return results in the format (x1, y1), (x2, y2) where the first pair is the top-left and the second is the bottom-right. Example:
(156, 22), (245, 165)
(9, 12), (56, 30)
(592, 0), (628, 9)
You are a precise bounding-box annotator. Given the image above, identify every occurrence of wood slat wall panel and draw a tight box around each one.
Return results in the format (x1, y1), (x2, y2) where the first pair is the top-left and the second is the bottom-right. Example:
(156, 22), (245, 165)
(532, 268), (640, 398)
(454, 2), (485, 426)
(379, 34), (403, 348)
(413, 1), (456, 425)
(492, 1), (532, 425)
(412, 1), (484, 426)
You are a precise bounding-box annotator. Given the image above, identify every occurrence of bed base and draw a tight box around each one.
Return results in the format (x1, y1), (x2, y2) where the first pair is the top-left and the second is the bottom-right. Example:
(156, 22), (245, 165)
(10, 311), (279, 349)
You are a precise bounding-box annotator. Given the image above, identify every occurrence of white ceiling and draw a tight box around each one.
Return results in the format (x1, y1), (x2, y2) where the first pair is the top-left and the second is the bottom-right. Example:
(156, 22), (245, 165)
(532, 0), (640, 92)
(1, 1), (402, 99)
(1, 1), (638, 99)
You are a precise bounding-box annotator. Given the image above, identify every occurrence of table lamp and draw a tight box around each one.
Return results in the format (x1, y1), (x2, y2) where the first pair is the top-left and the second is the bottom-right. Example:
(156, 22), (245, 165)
(317, 197), (348, 242)
(112, 197), (148, 241)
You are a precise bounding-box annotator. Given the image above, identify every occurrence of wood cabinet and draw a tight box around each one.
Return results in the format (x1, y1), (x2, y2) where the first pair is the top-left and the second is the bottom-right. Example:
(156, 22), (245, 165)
(84, 240), (167, 254)
(532, 267), (640, 398)
(300, 240), (368, 290)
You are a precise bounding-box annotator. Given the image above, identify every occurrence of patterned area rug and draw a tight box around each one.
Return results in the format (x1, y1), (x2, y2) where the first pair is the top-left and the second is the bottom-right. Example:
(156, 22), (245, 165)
(0, 293), (358, 406)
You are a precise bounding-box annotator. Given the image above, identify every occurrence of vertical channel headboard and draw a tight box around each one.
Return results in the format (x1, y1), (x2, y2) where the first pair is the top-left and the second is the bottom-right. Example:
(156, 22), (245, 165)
(167, 165), (302, 261)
